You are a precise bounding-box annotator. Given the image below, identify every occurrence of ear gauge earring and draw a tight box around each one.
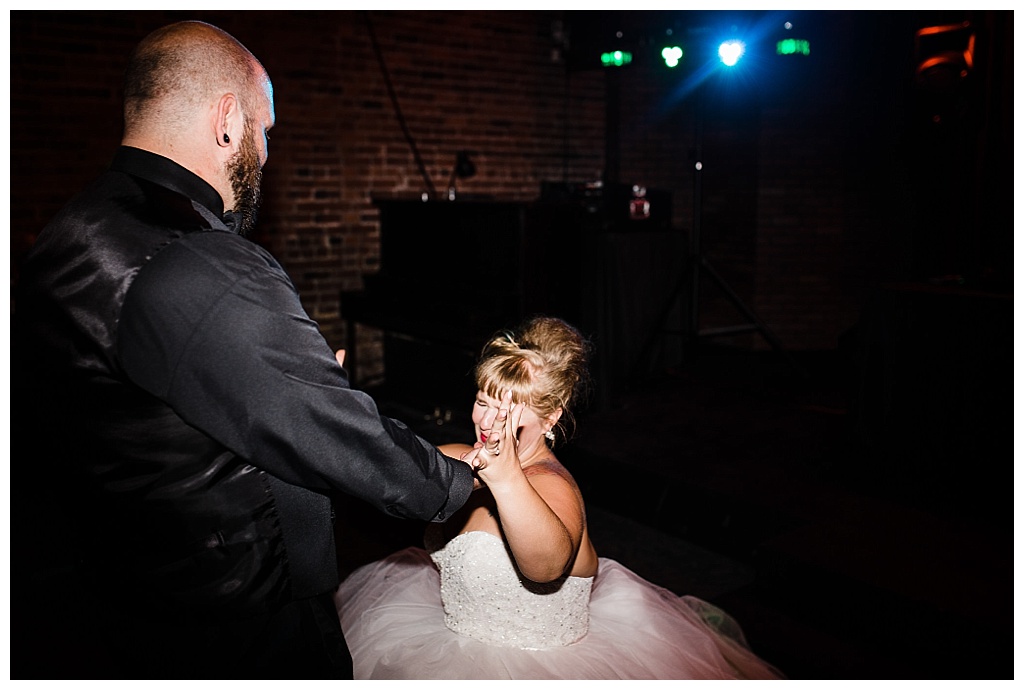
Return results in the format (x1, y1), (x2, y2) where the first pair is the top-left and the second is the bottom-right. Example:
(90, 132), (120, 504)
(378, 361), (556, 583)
(223, 133), (230, 144)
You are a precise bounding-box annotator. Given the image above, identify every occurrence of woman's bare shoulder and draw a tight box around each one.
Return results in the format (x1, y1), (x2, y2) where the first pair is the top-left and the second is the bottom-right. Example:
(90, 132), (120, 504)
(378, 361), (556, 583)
(523, 457), (579, 490)
(439, 442), (474, 458)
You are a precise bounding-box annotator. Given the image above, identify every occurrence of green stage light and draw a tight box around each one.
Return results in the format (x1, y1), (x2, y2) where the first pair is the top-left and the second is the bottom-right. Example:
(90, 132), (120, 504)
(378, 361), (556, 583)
(661, 45), (683, 68)
(601, 50), (633, 67)
(776, 38), (810, 56)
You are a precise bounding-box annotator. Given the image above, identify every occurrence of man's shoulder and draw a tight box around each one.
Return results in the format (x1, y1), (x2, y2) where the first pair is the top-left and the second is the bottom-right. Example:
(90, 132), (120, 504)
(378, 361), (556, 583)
(130, 229), (284, 305)
(152, 228), (282, 279)
(37, 168), (209, 252)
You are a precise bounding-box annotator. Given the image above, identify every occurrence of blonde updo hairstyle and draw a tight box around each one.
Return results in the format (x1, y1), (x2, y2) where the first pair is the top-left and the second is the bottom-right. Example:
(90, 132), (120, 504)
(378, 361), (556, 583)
(474, 316), (592, 446)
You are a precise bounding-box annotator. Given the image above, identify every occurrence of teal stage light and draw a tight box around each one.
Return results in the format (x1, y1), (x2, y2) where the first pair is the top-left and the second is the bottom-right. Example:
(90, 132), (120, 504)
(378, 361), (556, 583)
(776, 38), (810, 56)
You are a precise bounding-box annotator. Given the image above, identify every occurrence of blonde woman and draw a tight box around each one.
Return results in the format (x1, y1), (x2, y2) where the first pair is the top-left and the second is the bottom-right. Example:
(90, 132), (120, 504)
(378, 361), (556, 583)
(335, 316), (782, 679)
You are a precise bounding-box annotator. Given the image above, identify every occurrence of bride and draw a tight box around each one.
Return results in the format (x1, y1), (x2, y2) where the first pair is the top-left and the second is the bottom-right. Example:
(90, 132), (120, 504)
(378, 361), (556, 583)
(334, 316), (783, 679)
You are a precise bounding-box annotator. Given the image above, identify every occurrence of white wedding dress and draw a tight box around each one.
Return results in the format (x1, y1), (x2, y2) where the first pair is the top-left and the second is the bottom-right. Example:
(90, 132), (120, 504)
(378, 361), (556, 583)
(335, 528), (783, 679)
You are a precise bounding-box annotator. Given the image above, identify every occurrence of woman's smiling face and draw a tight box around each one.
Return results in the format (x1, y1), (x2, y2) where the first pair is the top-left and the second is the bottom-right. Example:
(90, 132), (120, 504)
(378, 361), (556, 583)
(471, 389), (551, 459)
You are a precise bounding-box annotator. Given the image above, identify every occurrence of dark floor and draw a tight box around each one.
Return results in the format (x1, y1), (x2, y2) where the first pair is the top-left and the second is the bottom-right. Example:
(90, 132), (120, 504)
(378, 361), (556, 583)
(340, 343), (1013, 680)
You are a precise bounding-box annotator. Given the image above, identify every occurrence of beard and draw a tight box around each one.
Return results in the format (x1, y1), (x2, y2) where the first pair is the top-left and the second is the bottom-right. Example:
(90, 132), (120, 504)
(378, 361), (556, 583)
(226, 119), (263, 236)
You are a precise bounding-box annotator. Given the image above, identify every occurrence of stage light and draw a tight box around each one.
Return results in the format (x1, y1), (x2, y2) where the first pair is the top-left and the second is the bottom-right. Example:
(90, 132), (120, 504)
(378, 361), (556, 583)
(776, 38), (810, 56)
(914, 22), (975, 86)
(601, 50), (632, 67)
(717, 40), (745, 67)
(661, 45), (684, 68)
(776, 20), (810, 57)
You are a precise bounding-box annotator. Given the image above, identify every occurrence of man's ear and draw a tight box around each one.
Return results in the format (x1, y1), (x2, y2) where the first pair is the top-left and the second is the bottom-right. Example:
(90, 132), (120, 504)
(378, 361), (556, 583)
(215, 93), (241, 148)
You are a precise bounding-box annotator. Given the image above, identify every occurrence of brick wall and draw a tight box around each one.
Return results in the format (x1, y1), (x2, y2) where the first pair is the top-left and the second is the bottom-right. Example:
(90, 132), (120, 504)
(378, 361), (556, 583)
(598, 11), (923, 352)
(10, 10), (604, 352)
(10, 10), (1010, 368)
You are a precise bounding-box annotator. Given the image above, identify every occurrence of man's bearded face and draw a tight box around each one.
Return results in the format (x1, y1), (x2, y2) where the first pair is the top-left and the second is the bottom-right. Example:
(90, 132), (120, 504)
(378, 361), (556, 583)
(226, 117), (263, 236)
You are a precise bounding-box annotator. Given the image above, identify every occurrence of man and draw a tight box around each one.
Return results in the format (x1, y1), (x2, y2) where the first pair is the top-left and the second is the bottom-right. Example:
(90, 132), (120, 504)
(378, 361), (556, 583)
(12, 21), (473, 678)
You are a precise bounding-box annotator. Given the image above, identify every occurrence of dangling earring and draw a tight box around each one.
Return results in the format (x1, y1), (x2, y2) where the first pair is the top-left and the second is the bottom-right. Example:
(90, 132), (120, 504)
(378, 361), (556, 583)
(545, 429), (555, 441)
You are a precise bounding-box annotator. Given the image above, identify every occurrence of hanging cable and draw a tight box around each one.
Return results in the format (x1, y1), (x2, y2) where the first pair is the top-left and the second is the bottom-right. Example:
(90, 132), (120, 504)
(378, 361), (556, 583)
(363, 11), (437, 199)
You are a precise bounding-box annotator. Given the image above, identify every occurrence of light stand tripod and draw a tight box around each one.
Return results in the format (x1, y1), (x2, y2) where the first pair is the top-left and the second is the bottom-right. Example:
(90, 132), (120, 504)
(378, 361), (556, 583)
(634, 85), (804, 379)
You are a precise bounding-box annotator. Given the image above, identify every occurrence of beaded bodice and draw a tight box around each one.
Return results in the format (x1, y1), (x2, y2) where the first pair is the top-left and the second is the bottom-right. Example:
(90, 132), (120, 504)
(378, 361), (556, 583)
(426, 530), (592, 649)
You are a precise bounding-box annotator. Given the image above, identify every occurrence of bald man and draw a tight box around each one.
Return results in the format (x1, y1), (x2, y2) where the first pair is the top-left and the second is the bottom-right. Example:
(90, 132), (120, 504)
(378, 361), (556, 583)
(13, 21), (473, 678)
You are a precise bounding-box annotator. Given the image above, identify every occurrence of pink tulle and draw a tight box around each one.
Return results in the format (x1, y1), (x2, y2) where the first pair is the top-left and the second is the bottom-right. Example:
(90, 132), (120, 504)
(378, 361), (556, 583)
(335, 547), (783, 680)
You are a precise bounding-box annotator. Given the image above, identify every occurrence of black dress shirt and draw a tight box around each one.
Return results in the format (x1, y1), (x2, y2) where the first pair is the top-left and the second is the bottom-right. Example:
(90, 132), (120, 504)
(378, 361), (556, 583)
(13, 146), (473, 676)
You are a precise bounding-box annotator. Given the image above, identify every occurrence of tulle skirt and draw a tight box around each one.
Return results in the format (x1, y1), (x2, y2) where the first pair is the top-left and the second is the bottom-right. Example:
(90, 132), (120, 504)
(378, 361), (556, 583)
(335, 547), (783, 680)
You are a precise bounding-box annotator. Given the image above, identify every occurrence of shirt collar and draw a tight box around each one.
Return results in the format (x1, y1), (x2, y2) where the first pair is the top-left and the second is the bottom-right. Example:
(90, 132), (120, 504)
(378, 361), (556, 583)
(111, 146), (225, 219)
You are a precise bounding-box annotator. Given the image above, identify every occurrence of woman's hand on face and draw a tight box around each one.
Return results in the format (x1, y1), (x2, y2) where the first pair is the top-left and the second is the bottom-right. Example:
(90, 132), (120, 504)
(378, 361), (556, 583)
(462, 390), (523, 485)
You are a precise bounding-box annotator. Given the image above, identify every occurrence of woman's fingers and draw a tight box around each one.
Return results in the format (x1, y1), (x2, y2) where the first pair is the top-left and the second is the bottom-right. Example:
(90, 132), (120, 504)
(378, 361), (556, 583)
(463, 444), (488, 471)
(508, 402), (524, 448)
(471, 392), (522, 487)
(485, 390), (513, 453)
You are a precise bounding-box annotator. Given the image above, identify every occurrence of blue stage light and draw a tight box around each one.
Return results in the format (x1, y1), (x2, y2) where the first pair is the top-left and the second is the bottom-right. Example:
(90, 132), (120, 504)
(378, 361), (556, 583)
(717, 40), (745, 67)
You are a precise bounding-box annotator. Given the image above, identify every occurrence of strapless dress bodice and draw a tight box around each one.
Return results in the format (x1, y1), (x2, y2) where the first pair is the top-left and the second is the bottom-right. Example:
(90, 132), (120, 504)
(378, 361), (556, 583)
(427, 530), (593, 649)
